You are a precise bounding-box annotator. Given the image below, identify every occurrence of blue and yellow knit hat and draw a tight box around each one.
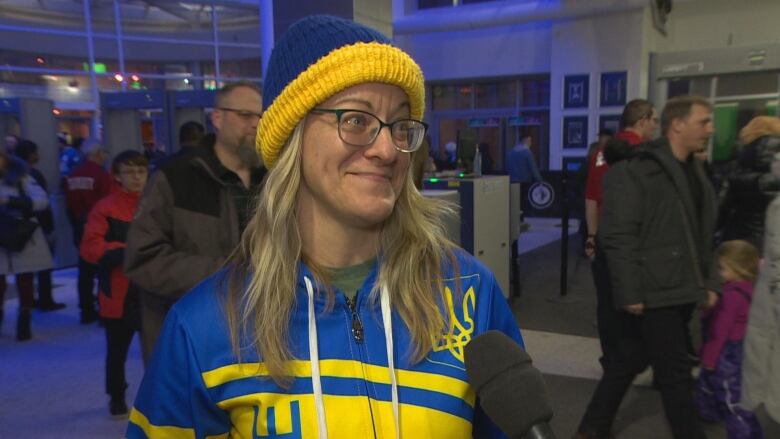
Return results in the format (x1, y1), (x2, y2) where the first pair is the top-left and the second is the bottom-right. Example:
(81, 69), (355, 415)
(257, 15), (425, 169)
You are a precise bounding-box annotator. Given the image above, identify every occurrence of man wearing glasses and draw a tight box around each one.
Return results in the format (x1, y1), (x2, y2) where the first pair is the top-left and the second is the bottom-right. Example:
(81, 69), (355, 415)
(125, 81), (265, 363)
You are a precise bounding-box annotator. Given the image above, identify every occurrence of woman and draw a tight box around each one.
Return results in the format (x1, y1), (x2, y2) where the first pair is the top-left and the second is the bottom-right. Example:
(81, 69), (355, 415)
(718, 115), (780, 251)
(14, 140), (65, 311)
(128, 15), (522, 439)
(0, 150), (54, 340)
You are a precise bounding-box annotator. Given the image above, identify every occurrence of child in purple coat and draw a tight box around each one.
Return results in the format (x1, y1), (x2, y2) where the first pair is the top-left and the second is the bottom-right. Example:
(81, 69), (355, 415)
(696, 240), (764, 438)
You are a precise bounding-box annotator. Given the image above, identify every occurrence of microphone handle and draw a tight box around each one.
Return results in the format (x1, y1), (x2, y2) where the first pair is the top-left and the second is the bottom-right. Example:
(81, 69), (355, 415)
(523, 423), (557, 439)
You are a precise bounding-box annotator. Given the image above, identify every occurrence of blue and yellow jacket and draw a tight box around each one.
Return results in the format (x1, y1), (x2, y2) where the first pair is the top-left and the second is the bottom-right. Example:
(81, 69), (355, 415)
(127, 252), (523, 438)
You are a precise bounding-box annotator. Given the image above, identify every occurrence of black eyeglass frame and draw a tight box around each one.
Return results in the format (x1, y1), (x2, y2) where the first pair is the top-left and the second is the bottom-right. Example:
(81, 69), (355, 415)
(217, 107), (262, 119)
(311, 108), (428, 153)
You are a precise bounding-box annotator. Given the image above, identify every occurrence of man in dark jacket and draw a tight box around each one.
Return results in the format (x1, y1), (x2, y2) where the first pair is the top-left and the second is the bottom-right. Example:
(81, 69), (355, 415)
(125, 81), (264, 363)
(574, 96), (720, 439)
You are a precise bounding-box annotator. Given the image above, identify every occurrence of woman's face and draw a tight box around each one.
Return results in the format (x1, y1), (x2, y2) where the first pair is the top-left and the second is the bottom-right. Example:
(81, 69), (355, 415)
(298, 83), (412, 230)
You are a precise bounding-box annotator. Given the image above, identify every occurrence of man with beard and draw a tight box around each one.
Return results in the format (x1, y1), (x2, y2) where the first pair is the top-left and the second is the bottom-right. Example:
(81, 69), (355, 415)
(125, 81), (264, 362)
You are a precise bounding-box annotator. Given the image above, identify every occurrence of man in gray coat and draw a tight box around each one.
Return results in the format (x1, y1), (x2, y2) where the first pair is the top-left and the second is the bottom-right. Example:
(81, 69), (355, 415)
(742, 193), (780, 436)
(125, 81), (264, 362)
(574, 96), (720, 439)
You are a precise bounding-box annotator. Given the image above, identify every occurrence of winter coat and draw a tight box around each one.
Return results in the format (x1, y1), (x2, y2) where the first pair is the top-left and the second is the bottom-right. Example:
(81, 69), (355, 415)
(80, 188), (140, 319)
(128, 252), (523, 439)
(742, 195), (780, 422)
(599, 138), (719, 309)
(699, 280), (754, 370)
(0, 157), (53, 275)
(27, 168), (54, 234)
(124, 140), (264, 304)
(718, 134), (780, 251)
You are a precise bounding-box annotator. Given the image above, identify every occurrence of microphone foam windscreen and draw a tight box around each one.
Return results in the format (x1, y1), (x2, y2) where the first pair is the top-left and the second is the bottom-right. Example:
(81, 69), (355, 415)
(464, 331), (553, 437)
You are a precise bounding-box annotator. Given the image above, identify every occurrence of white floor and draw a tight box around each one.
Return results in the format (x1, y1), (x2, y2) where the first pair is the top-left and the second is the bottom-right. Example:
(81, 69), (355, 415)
(0, 268), (144, 439)
(518, 217), (581, 254)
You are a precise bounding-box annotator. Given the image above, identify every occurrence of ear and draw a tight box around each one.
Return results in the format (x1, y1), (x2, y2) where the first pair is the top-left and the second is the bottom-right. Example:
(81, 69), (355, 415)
(211, 109), (222, 132)
(670, 117), (685, 134)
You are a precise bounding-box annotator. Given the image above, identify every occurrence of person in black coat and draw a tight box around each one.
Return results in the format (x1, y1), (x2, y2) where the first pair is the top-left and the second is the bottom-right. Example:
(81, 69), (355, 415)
(717, 116), (780, 252)
(575, 96), (719, 439)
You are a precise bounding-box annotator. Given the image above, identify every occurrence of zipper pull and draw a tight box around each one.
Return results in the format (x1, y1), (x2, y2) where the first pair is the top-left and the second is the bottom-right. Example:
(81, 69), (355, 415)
(347, 296), (364, 343)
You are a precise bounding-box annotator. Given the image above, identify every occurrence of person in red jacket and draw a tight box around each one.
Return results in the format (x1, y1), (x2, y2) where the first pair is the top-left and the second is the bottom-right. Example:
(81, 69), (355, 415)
(80, 150), (148, 418)
(584, 99), (657, 372)
(65, 139), (112, 323)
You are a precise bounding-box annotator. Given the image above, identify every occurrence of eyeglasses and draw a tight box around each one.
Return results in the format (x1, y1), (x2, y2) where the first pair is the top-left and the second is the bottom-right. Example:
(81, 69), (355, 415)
(311, 108), (428, 153)
(217, 107), (262, 120)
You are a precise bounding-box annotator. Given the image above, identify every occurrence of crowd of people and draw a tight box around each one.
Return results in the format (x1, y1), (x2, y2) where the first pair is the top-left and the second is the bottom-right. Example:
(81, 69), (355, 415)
(1, 13), (779, 439)
(578, 97), (780, 439)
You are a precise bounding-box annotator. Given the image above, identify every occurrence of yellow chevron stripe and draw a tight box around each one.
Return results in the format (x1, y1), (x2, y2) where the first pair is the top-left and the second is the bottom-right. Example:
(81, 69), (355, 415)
(201, 359), (475, 407)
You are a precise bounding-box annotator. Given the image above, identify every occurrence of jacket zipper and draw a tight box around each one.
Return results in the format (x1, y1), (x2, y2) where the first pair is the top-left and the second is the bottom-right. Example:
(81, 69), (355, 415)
(346, 296), (364, 343)
(344, 294), (377, 438)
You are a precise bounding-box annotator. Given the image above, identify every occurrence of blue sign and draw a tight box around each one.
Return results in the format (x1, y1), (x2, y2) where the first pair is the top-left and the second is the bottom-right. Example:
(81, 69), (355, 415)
(600, 71), (627, 107)
(563, 116), (588, 149)
(563, 74), (589, 109)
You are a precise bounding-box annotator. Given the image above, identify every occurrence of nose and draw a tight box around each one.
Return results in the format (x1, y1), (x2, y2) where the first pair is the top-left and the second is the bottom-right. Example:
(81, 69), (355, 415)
(364, 125), (398, 163)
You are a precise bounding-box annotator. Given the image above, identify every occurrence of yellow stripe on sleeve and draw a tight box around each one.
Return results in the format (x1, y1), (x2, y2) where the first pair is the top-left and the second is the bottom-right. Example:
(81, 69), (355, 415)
(128, 408), (197, 439)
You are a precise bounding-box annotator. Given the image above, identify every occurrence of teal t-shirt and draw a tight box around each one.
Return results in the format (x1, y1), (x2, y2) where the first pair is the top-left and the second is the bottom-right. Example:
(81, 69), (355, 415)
(324, 258), (376, 301)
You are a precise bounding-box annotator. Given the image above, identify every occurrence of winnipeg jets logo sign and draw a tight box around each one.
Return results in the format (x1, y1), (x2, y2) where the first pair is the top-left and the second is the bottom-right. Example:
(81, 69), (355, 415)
(528, 182), (555, 209)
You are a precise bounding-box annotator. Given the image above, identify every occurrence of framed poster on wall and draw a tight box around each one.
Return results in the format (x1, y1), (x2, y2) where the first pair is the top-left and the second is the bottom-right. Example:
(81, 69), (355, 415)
(563, 74), (589, 109)
(598, 114), (622, 134)
(600, 71), (627, 107)
(563, 116), (588, 149)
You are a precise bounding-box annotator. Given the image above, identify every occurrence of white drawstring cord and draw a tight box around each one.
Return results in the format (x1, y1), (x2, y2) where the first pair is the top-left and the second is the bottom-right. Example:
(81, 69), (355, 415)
(380, 285), (401, 439)
(304, 276), (399, 439)
(304, 276), (328, 439)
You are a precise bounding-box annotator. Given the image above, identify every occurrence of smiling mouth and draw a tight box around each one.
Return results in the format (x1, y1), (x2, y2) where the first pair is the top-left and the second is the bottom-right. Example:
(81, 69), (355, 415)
(350, 172), (391, 181)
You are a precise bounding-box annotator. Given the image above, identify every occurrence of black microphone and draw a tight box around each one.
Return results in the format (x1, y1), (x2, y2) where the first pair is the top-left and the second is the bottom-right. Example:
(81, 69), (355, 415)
(464, 330), (557, 439)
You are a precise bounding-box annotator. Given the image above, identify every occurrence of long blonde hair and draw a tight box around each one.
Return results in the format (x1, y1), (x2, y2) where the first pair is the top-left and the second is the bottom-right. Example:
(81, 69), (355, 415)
(739, 116), (780, 145)
(226, 120), (458, 385)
